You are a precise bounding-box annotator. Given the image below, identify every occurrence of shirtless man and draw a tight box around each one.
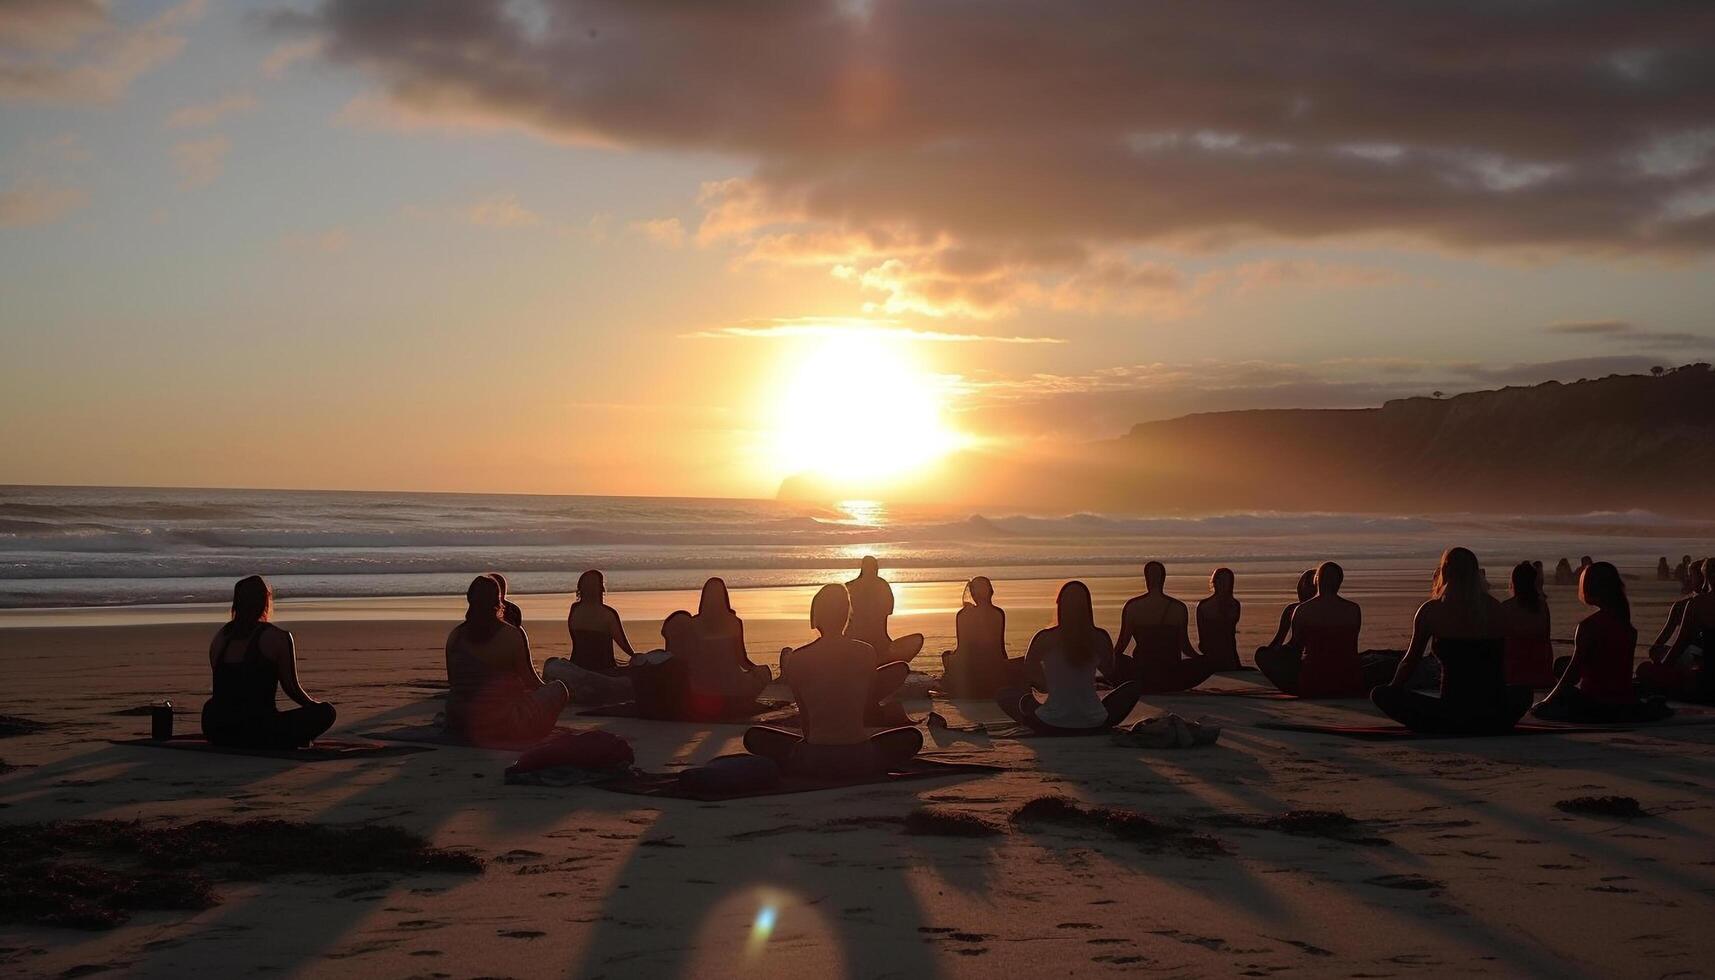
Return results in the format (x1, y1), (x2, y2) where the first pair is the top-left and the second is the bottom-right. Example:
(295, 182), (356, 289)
(1112, 561), (1213, 693)
(1258, 561), (1366, 696)
(743, 584), (922, 776)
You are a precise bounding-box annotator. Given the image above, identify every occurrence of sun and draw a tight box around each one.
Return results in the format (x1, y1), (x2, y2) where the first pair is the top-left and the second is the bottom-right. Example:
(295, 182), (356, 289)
(768, 332), (964, 486)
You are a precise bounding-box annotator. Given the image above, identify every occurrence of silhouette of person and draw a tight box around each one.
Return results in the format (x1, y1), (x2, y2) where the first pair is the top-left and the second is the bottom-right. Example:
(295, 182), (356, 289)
(444, 575), (568, 745)
(846, 556), (924, 663)
(997, 581), (1140, 734)
(1373, 548), (1532, 734)
(1537, 562), (1672, 722)
(1553, 557), (1576, 586)
(1637, 557), (1715, 704)
(1659, 557), (1674, 581)
(939, 576), (1010, 698)
(565, 569), (636, 675)
(1499, 560), (1554, 687)
(201, 575), (336, 749)
(1110, 562), (1214, 693)
(1257, 562), (1364, 697)
(1196, 567), (1244, 672)
(744, 583), (921, 776)
(1256, 568), (1317, 662)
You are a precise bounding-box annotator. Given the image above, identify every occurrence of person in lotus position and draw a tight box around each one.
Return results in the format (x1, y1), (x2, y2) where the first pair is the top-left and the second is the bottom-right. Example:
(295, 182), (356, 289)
(1111, 562), (1214, 693)
(1499, 560), (1554, 687)
(1255, 568), (1317, 665)
(997, 581), (1141, 735)
(565, 569), (636, 675)
(847, 556), (924, 663)
(1371, 548), (1532, 734)
(201, 575), (337, 749)
(1196, 567), (1244, 672)
(490, 572), (523, 628)
(744, 584), (921, 776)
(939, 576), (1012, 698)
(1537, 562), (1673, 722)
(445, 575), (569, 745)
(1257, 562), (1365, 697)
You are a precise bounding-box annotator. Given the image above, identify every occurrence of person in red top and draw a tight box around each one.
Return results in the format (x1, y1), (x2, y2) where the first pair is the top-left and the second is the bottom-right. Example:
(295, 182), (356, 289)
(1257, 562), (1364, 698)
(1533, 562), (1671, 723)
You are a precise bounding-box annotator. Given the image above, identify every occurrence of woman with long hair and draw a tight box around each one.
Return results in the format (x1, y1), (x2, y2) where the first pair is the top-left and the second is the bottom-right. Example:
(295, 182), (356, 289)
(995, 581), (1140, 734)
(1499, 560), (1554, 687)
(683, 576), (772, 713)
(201, 575), (337, 748)
(1196, 567), (1243, 672)
(1538, 563), (1673, 721)
(445, 575), (569, 745)
(565, 569), (636, 674)
(1371, 548), (1532, 734)
(939, 576), (1010, 698)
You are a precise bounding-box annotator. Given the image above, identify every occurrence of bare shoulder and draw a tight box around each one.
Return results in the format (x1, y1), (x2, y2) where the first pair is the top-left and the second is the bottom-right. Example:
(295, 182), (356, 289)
(259, 625), (293, 657)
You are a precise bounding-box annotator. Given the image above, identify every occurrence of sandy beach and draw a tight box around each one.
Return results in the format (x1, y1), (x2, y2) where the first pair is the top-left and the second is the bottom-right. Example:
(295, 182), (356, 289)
(2, 569), (1712, 978)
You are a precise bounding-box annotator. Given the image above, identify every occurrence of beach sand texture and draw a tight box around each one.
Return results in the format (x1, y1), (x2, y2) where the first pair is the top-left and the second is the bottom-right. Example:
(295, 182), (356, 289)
(2, 572), (1713, 978)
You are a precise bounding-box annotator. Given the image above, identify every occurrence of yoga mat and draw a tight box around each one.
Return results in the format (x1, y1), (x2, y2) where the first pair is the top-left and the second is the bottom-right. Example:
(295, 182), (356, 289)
(1182, 687), (1300, 700)
(1254, 721), (1628, 742)
(110, 735), (431, 760)
(360, 723), (587, 751)
(575, 698), (795, 723)
(593, 757), (1004, 802)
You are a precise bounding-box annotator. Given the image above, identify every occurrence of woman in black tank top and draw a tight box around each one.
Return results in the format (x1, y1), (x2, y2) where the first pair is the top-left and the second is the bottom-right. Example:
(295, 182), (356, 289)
(201, 576), (337, 749)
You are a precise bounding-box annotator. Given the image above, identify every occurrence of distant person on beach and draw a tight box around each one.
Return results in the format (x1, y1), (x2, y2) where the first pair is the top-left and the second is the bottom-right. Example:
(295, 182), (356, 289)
(1675, 554), (1693, 587)
(1553, 558), (1576, 586)
(1256, 569), (1317, 663)
(564, 570), (636, 675)
(1372, 548), (1532, 734)
(1257, 562), (1365, 697)
(939, 576), (1011, 698)
(847, 556), (924, 663)
(997, 581), (1140, 734)
(1196, 567), (1244, 671)
(490, 572), (523, 628)
(1637, 557), (1715, 705)
(1658, 557), (1674, 581)
(744, 584), (921, 776)
(1536, 562), (1672, 722)
(445, 575), (569, 745)
(1499, 560), (1554, 687)
(1112, 562), (1214, 693)
(201, 575), (337, 749)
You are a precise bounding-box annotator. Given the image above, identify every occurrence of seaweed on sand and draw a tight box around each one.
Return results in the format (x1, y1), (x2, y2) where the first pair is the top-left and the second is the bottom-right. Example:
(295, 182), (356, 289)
(1010, 795), (1227, 857)
(902, 807), (1003, 838)
(0, 818), (484, 930)
(1213, 809), (1392, 847)
(1555, 795), (1647, 818)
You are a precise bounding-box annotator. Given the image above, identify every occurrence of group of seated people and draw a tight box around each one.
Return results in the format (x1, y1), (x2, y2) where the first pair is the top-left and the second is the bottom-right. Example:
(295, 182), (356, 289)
(199, 546), (1715, 757)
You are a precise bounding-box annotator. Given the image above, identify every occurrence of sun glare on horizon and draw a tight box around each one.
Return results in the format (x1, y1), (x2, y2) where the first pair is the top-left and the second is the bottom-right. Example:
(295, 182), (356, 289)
(767, 331), (965, 487)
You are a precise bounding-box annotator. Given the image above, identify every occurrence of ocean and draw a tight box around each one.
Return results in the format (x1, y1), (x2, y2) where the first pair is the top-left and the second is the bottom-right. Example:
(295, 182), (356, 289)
(0, 485), (1707, 610)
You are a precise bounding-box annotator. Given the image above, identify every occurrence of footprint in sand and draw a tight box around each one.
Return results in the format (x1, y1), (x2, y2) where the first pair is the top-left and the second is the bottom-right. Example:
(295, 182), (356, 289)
(1365, 873), (1445, 892)
(497, 929), (546, 940)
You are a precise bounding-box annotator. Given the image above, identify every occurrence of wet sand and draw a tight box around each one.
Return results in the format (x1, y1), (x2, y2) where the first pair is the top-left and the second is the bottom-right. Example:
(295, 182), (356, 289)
(1, 572), (1711, 978)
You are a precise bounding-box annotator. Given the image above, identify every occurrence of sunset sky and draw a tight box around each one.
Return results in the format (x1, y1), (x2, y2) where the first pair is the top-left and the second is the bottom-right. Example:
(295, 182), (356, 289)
(3, 1), (1713, 499)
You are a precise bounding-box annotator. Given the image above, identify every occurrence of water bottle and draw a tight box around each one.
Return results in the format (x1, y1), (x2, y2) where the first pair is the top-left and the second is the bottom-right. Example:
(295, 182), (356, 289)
(151, 700), (174, 741)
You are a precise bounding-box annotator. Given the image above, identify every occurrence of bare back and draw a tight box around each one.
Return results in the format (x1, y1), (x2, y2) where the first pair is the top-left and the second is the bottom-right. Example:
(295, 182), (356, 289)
(783, 634), (876, 745)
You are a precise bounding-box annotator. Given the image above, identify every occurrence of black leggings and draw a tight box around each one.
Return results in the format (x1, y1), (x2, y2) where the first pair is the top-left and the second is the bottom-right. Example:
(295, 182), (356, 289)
(743, 725), (923, 777)
(1371, 685), (1531, 735)
(1259, 647), (1395, 696)
(997, 682), (1141, 735)
(202, 701), (337, 749)
(1111, 654), (1215, 694)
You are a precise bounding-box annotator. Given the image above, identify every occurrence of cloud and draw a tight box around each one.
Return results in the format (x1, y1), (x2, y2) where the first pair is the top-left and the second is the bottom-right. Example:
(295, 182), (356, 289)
(171, 135), (229, 188)
(1, 0), (206, 104)
(281, 226), (350, 255)
(630, 216), (685, 248)
(683, 317), (1066, 344)
(461, 192), (540, 228)
(0, 180), (87, 227)
(167, 91), (257, 129)
(1543, 319), (1711, 350)
(284, 1), (1715, 315)
(261, 38), (320, 78)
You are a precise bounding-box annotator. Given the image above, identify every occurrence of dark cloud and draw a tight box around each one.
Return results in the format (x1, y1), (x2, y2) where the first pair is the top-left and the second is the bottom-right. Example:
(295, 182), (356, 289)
(1542, 320), (1712, 349)
(289, 1), (1715, 271)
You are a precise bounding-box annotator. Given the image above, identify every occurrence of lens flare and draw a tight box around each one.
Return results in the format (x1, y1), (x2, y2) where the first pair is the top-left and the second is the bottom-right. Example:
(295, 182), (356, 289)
(747, 903), (778, 954)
